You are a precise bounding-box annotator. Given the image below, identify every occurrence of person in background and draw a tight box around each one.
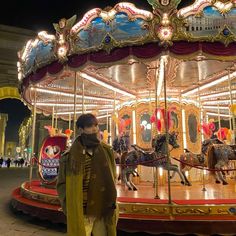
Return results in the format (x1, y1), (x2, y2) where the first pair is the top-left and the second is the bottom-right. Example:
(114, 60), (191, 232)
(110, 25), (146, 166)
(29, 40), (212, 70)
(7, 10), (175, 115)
(6, 158), (11, 168)
(0, 157), (3, 167)
(57, 113), (118, 236)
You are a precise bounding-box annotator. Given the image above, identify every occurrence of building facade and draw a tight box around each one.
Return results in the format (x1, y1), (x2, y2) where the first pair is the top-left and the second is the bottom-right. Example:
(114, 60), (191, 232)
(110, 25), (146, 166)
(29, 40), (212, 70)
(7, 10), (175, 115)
(0, 113), (8, 156)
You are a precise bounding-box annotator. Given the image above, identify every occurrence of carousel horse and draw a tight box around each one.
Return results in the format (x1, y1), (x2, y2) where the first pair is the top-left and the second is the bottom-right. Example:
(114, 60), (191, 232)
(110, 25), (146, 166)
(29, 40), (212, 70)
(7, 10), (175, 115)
(207, 141), (236, 185)
(120, 132), (187, 191)
(112, 134), (130, 155)
(112, 134), (139, 182)
(178, 138), (224, 186)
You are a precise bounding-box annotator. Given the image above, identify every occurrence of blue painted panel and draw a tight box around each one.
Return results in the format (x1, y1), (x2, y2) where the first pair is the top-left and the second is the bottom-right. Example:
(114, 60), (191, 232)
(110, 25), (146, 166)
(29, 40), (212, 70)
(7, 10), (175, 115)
(36, 41), (55, 66)
(76, 17), (109, 49)
(185, 6), (236, 37)
(111, 13), (148, 41)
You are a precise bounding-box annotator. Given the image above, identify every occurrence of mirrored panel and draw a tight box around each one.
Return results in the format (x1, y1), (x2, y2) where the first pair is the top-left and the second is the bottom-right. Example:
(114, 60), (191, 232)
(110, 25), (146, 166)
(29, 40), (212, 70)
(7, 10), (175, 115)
(188, 114), (198, 143)
(140, 113), (152, 143)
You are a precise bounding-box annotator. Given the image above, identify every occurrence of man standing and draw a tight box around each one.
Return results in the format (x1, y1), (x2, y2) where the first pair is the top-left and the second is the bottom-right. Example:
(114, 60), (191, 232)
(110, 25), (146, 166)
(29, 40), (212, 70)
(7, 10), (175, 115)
(0, 156), (3, 167)
(57, 113), (118, 236)
(6, 158), (11, 168)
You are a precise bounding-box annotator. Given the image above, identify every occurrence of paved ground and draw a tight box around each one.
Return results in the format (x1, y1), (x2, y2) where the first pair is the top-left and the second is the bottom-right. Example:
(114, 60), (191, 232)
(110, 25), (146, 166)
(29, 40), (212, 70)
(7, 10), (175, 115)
(0, 167), (195, 236)
(0, 167), (66, 236)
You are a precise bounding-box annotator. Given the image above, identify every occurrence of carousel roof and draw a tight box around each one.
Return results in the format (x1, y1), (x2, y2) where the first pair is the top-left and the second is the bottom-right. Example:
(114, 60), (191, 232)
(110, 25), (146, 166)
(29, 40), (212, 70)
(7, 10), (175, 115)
(17, 0), (236, 121)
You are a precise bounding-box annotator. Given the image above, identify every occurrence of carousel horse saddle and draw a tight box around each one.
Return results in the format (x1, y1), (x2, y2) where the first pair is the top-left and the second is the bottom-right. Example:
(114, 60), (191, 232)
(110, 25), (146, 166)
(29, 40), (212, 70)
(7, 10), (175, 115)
(184, 148), (200, 156)
(131, 144), (155, 155)
(183, 149), (204, 163)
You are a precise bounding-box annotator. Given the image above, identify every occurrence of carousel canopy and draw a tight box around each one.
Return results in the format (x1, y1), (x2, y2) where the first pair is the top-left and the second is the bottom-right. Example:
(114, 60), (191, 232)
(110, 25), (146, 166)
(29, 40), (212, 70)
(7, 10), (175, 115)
(17, 0), (236, 121)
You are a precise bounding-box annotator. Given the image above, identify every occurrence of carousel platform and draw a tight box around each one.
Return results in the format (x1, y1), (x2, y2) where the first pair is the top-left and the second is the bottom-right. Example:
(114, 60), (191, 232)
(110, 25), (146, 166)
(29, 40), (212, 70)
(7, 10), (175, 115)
(11, 179), (236, 235)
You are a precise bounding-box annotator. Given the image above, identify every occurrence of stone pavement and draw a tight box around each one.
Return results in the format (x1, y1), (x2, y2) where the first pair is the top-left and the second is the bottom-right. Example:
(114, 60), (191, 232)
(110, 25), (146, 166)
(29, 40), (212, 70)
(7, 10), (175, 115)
(0, 167), (66, 236)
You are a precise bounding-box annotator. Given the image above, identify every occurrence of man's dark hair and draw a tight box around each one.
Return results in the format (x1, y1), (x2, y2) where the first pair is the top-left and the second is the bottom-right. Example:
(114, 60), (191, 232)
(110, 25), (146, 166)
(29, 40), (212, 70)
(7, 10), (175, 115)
(76, 113), (98, 129)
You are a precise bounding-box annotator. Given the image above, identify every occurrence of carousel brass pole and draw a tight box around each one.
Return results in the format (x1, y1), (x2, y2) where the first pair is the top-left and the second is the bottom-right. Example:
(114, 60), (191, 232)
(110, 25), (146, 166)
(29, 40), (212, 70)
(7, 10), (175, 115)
(55, 108), (58, 130)
(109, 116), (112, 145)
(154, 62), (159, 199)
(228, 70), (236, 178)
(68, 113), (71, 130)
(198, 88), (206, 191)
(228, 70), (235, 144)
(106, 110), (109, 131)
(202, 167), (206, 191)
(196, 71), (206, 190)
(155, 66), (158, 110)
(112, 92), (117, 141)
(217, 100), (222, 140)
(163, 56), (172, 204)
(132, 101), (137, 145)
(51, 106), (54, 128)
(29, 87), (37, 187)
(82, 77), (85, 114)
(73, 72), (78, 139)
(229, 107), (232, 131)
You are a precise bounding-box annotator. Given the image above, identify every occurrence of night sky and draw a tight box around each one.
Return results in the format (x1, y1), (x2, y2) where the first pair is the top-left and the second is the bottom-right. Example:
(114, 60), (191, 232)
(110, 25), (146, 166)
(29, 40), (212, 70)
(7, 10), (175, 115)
(0, 0), (192, 32)
(0, 0), (192, 143)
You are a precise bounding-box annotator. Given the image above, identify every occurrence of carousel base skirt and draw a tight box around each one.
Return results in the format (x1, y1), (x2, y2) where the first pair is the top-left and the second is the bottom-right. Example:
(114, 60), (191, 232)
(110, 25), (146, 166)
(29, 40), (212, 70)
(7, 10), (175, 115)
(11, 180), (236, 235)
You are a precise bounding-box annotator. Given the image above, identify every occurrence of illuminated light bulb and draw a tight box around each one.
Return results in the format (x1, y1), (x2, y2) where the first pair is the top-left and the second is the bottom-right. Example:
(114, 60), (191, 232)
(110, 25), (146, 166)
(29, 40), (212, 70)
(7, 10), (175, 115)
(58, 46), (67, 57)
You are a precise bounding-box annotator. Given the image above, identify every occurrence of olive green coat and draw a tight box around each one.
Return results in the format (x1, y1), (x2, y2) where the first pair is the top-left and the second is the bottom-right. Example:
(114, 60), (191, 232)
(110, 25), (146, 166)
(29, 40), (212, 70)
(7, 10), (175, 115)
(56, 140), (118, 236)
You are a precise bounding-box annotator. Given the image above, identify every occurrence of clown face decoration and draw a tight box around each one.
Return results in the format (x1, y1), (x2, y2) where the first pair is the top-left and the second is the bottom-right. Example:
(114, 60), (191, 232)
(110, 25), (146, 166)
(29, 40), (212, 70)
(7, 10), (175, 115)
(38, 135), (67, 186)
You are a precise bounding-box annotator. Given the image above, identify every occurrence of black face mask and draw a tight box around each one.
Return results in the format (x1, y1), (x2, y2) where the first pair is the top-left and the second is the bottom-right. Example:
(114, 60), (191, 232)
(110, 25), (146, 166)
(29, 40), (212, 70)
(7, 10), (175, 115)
(80, 133), (100, 149)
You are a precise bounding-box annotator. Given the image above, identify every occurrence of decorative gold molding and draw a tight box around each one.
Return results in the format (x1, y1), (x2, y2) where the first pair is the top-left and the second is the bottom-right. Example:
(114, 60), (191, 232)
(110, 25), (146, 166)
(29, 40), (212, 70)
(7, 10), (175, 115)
(118, 202), (236, 218)
(20, 183), (60, 205)
(119, 202), (170, 216)
(118, 106), (133, 143)
(185, 104), (201, 153)
(166, 57), (182, 86)
(174, 207), (212, 215)
(0, 87), (20, 100)
(136, 103), (152, 149)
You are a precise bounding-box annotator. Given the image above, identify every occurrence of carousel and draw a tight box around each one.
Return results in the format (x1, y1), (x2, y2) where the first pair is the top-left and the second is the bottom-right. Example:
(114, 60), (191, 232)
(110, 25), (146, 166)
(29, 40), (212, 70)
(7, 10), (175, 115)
(11, 0), (236, 234)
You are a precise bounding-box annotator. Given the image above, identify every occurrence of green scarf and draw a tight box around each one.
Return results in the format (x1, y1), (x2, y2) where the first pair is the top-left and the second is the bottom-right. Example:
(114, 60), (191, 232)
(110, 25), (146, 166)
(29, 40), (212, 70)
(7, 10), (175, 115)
(80, 133), (100, 149)
(86, 144), (117, 219)
(70, 137), (117, 218)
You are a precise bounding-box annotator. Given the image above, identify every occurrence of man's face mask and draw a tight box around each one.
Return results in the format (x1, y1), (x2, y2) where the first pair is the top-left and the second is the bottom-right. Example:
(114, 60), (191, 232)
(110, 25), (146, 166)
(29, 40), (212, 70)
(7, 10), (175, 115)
(80, 124), (100, 148)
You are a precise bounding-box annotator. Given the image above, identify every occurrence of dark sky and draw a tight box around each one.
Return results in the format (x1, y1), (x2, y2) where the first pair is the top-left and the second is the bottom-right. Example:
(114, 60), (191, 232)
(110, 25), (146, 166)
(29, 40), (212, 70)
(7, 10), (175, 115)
(0, 0), (192, 143)
(0, 0), (192, 32)
(0, 0), (151, 32)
